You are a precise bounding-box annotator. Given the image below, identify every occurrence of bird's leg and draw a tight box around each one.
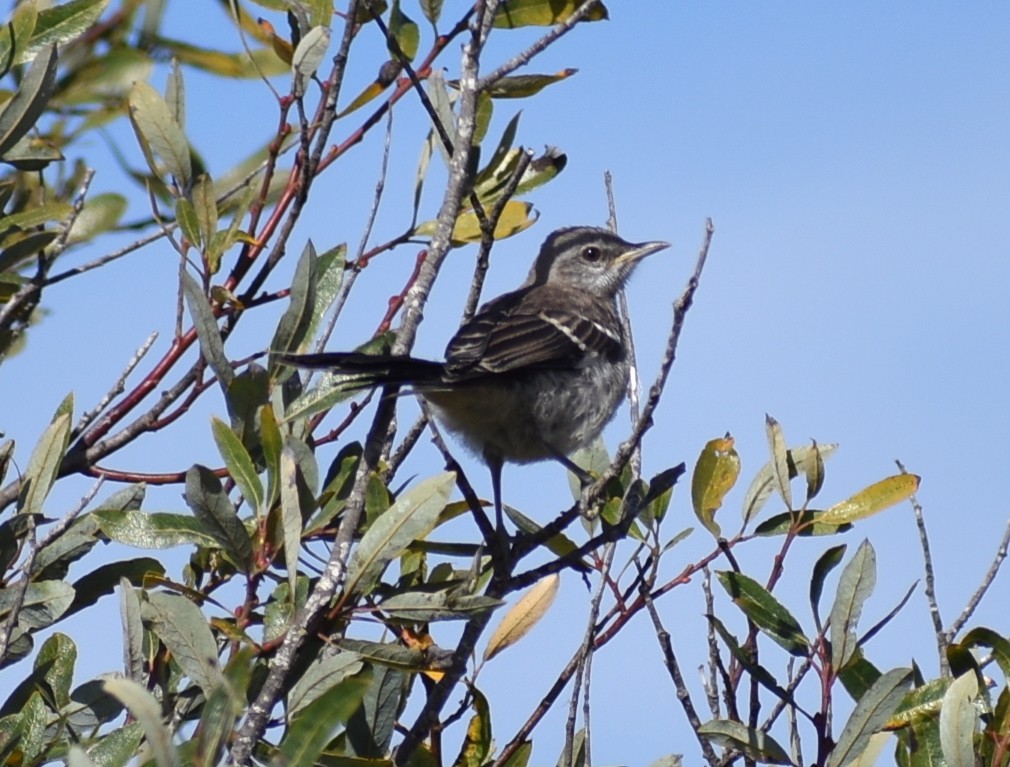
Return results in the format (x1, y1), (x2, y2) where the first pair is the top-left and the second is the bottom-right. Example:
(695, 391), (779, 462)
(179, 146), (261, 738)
(546, 444), (600, 517)
(486, 452), (505, 535)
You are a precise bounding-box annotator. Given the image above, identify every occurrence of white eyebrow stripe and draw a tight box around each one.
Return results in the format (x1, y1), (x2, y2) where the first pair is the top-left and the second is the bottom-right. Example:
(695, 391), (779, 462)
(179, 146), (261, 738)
(538, 311), (588, 352)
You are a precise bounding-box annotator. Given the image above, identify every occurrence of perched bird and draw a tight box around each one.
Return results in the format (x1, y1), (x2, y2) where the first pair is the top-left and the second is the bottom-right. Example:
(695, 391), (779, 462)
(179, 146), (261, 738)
(278, 226), (670, 527)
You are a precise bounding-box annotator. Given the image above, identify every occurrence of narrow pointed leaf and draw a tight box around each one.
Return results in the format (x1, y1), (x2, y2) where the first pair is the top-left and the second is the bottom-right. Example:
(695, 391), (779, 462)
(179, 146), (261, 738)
(181, 269), (234, 389)
(277, 668), (373, 767)
(128, 80), (191, 188)
(804, 440), (826, 501)
(706, 614), (795, 705)
(103, 677), (178, 767)
(184, 465), (253, 571)
(830, 540), (877, 671)
(381, 589), (503, 622)
(279, 446), (303, 594)
(742, 443), (837, 524)
(269, 239), (317, 362)
(211, 417), (264, 518)
(821, 474), (920, 525)
(18, 410), (71, 516)
(484, 68), (577, 98)
(453, 687), (492, 767)
(0, 43), (57, 157)
(716, 570), (808, 656)
(698, 719), (792, 765)
(811, 544), (847, 628)
(765, 414), (792, 510)
(484, 573), (559, 661)
(828, 668), (912, 767)
(388, 1), (419, 60)
(344, 472), (454, 596)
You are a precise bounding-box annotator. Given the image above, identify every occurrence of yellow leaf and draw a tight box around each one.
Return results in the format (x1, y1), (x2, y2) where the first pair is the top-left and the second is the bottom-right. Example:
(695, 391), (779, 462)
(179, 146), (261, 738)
(414, 201), (538, 245)
(483, 573), (559, 662)
(691, 436), (740, 537)
(820, 473), (920, 525)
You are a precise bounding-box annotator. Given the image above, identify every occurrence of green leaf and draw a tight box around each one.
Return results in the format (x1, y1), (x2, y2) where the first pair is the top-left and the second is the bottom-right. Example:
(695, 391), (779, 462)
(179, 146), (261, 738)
(957, 627), (1010, 683)
(18, 0), (109, 64)
(939, 671), (978, 767)
(716, 570), (808, 656)
(0, 43), (57, 158)
(388, 1), (419, 61)
(84, 722), (144, 767)
(706, 614), (795, 706)
(120, 577), (145, 682)
(279, 446), (303, 594)
(128, 79), (191, 189)
(804, 439), (826, 502)
(493, 0), (608, 28)
(338, 638), (428, 671)
(103, 677), (178, 767)
(742, 442), (837, 525)
(67, 556), (164, 617)
(34, 632), (76, 708)
(453, 687), (492, 767)
(184, 465), (254, 571)
(765, 414), (792, 510)
(346, 664), (408, 758)
(502, 504), (589, 570)
(380, 589), (503, 622)
(67, 192), (128, 244)
(0, 579), (74, 630)
(691, 435), (739, 537)
(0, 2), (38, 76)
(830, 539), (876, 670)
(300, 243), (346, 351)
(211, 416), (264, 518)
(419, 0), (442, 25)
(288, 651), (365, 716)
(828, 668), (912, 767)
(93, 509), (218, 549)
(165, 56), (185, 127)
(484, 69), (577, 98)
(181, 269), (234, 389)
(191, 173), (218, 265)
(344, 471), (455, 597)
(697, 719), (791, 765)
(269, 239), (317, 363)
(291, 25), (330, 97)
(141, 591), (218, 693)
(17, 407), (71, 516)
(277, 667), (372, 767)
(754, 509), (851, 537)
(810, 544), (847, 629)
(820, 474), (920, 525)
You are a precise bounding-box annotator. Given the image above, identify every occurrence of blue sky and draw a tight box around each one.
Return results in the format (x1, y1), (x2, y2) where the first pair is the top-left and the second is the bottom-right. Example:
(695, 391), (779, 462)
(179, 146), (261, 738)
(5, 2), (1010, 764)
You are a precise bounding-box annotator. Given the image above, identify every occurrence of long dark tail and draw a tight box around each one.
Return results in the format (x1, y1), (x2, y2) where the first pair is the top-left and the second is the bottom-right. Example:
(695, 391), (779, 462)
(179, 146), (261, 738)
(273, 351), (445, 387)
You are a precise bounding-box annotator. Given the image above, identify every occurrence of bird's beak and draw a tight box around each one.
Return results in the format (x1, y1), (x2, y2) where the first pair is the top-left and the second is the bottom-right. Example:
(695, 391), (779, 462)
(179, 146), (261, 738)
(616, 240), (671, 266)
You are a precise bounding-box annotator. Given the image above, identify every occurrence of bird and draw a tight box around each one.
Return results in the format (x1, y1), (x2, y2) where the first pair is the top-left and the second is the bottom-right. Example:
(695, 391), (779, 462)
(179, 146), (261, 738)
(277, 226), (670, 529)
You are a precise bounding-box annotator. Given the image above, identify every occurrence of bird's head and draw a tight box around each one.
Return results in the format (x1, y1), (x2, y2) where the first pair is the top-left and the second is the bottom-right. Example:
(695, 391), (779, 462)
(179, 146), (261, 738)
(524, 226), (670, 296)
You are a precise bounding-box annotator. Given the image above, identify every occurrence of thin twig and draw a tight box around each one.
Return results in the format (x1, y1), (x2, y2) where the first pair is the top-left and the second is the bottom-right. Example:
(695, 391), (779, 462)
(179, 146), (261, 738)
(587, 219), (715, 506)
(897, 458), (946, 669)
(946, 513), (1010, 642)
(75, 331), (159, 435)
(643, 579), (721, 767)
(476, 1), (603, 92)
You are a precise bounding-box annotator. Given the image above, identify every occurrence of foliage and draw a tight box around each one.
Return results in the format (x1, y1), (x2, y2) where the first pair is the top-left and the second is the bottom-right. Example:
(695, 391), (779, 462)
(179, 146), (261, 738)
(0, 2), (1006, 767)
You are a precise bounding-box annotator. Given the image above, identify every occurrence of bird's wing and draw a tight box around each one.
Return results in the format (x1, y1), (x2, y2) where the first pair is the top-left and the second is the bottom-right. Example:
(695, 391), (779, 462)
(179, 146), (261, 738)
(445, 289), (623, 376)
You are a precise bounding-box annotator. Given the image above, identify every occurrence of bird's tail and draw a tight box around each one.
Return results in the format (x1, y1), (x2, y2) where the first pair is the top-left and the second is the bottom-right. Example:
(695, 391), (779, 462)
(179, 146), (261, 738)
(274, 351), (445, 389)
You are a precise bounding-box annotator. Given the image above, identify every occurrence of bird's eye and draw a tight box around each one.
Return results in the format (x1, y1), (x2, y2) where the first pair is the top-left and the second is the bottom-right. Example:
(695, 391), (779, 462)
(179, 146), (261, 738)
(581, 246), (601, 263)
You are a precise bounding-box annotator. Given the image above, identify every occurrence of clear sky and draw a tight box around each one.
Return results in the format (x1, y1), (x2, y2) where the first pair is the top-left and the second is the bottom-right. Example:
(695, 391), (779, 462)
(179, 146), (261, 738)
(5, 3), (1010, 765)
